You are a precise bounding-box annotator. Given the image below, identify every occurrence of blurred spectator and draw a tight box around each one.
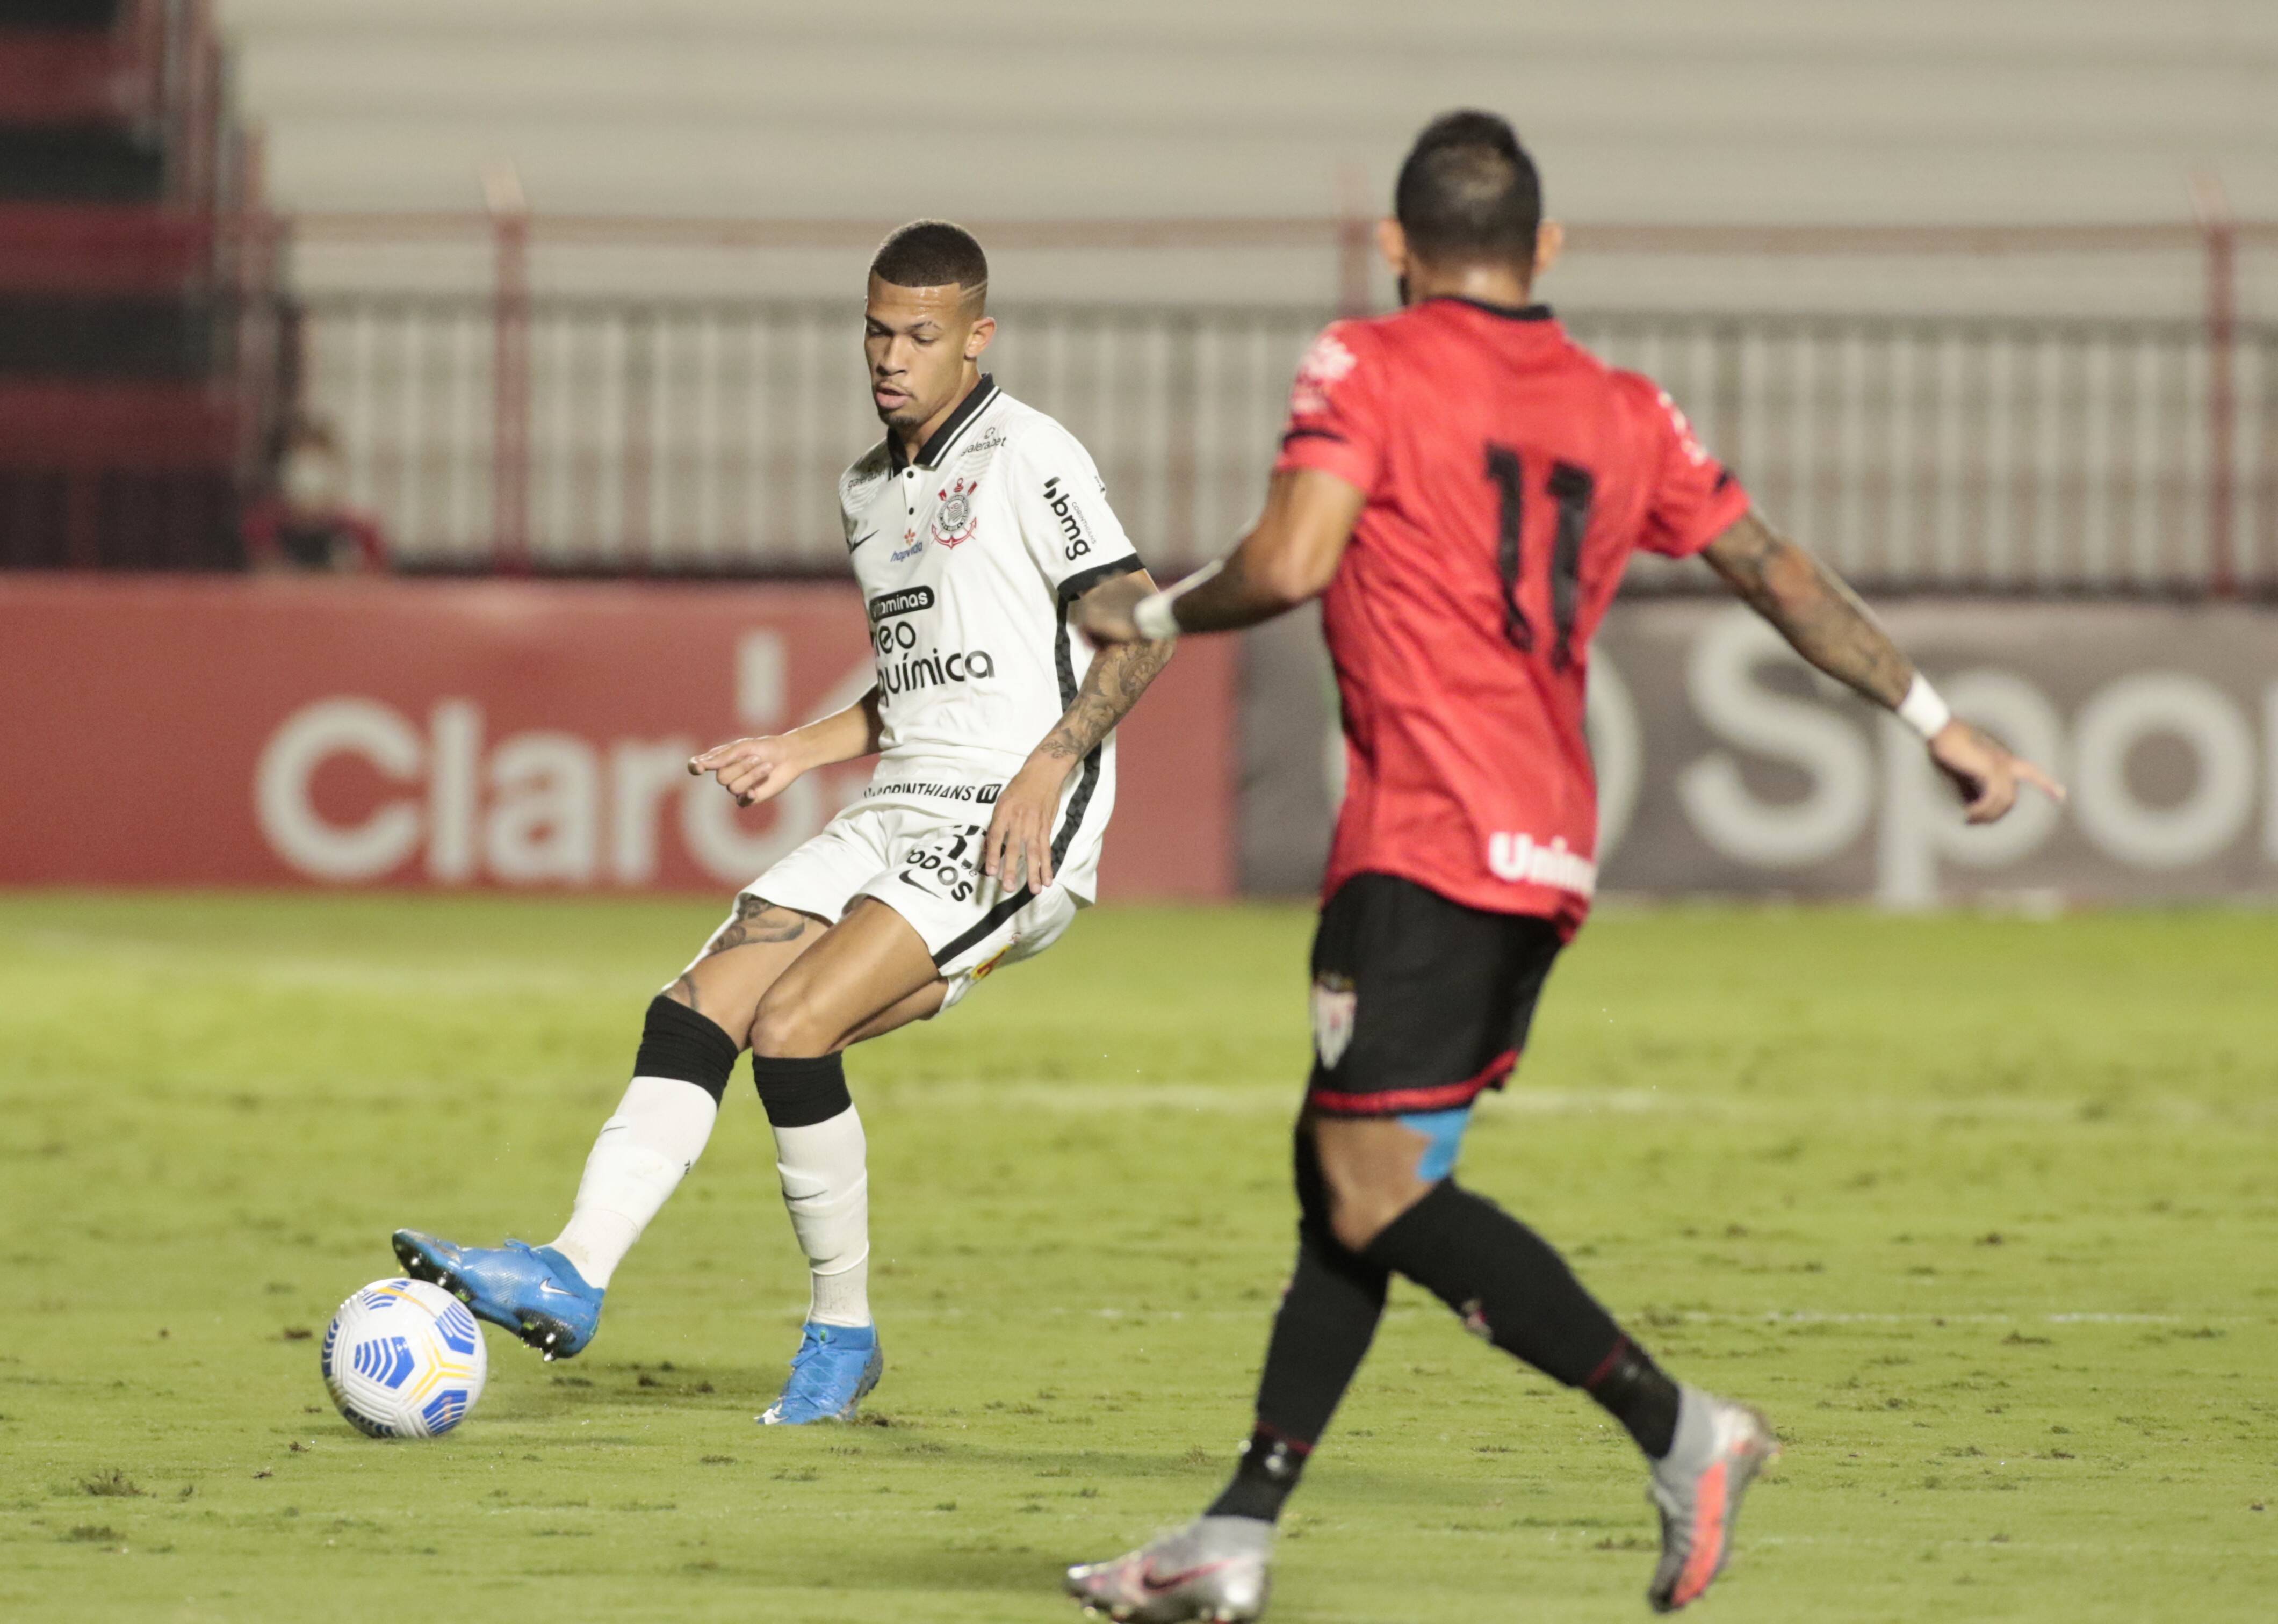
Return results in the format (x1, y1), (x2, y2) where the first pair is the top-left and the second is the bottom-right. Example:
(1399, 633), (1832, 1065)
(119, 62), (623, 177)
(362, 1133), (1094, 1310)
(242, 417), (390, 572)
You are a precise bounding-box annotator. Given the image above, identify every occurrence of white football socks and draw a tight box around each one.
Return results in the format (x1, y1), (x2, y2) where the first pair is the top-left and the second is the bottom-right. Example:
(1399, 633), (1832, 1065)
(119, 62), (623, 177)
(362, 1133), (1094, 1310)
(545, 1074), (870, 1323)
(772, 1105), (872, 1327)
(547, 1076), (719, 1289)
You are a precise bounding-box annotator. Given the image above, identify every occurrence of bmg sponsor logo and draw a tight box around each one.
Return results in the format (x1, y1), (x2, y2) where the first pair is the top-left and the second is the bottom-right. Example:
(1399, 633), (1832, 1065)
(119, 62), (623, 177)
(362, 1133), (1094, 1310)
(1041, 475), (1093, 561)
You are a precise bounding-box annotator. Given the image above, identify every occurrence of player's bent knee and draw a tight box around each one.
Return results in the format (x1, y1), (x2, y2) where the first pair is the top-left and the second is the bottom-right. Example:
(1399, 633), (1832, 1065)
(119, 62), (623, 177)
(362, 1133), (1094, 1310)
(1316, 1154), (1408, 1252)
(1311, 1123), (1436, 1252)
(632, 995), (742, 1105)
(746, 992), (837, 1060)
(1293, 1121), (1336, 1243)
(1323, 1182), (1417, 1254)
(751, 1051), (852, 1129)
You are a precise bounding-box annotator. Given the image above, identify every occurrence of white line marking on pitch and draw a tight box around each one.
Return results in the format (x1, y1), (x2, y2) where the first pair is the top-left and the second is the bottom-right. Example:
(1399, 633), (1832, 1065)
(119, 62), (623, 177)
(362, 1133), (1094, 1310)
(828, 1305), (2256, 1326)
(861, 1078), (2278, 1126)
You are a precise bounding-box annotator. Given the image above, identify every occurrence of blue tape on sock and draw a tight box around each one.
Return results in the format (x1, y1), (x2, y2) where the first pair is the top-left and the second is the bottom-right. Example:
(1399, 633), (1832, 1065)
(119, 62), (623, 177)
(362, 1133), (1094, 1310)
(1397, 1106), (1473, 1183)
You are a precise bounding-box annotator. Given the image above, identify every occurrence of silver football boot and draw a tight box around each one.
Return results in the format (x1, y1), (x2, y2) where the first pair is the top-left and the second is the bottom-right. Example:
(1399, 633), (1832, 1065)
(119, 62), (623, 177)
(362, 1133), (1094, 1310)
(1647, 1388), (1779, 1612)
(1064, 1515), (1272, 1623)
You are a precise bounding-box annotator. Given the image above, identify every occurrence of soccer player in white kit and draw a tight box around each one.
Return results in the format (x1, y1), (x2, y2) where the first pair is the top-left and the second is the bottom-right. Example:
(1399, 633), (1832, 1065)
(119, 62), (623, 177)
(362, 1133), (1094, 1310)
(392, 221), (1173, 1424)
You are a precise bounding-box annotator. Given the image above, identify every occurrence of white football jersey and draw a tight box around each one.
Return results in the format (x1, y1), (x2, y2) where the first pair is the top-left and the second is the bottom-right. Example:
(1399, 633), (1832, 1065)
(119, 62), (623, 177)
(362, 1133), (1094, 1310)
(836, 376), (1143, 891)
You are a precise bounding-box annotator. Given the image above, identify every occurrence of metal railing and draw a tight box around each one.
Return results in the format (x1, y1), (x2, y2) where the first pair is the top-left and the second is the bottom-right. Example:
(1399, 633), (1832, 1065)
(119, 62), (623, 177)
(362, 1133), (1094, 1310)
(1576, 311), (2278, 594)
(299, 290), (2278, 593)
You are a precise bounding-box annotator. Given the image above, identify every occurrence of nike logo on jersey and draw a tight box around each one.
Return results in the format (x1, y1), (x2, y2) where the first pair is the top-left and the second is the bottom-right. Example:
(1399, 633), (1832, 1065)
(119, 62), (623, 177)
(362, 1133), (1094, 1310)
(848, 530), (878, 551)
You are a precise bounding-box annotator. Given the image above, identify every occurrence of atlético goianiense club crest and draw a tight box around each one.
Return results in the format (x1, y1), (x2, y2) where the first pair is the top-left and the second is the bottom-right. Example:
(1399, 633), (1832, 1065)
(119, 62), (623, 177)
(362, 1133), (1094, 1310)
(1311, 973), (1357, 1070)
(932, 478), (979, 547)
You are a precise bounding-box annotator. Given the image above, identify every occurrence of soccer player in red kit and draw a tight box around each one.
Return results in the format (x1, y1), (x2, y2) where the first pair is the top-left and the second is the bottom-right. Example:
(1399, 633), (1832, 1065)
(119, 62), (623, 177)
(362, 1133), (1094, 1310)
(1065, 112), (2061, 1621)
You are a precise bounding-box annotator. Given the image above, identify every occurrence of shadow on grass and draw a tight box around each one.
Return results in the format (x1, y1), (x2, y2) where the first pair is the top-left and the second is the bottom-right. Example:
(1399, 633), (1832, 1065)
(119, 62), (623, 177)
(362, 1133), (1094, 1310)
(718, 1540), (1062, 1596)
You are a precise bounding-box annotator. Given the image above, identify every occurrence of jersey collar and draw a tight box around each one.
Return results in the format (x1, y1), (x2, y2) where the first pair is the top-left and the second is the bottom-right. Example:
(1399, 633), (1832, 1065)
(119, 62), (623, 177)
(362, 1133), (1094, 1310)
(1430, 295), (1554, 322)
(888, 374), (1000, 472)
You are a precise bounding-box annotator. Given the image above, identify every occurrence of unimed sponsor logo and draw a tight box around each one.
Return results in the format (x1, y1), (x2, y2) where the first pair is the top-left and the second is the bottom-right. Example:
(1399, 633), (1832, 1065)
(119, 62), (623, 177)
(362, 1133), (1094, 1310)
(1486, 832), (1598, 896)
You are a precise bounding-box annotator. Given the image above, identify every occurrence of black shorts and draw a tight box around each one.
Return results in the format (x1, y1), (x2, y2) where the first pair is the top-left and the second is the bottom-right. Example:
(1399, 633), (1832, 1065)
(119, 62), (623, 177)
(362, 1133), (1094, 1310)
(1305, 872), (1562, 1118)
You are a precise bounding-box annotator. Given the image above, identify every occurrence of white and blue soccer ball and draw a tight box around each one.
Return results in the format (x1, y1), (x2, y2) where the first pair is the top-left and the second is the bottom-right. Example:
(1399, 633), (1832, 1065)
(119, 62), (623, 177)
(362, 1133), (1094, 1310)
(321, 1278), (487, 1439)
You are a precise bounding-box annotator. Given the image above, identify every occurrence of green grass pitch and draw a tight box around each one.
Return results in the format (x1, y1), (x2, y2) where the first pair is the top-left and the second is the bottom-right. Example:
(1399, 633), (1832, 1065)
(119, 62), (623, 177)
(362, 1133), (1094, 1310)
(2, 893), (2274, 1622)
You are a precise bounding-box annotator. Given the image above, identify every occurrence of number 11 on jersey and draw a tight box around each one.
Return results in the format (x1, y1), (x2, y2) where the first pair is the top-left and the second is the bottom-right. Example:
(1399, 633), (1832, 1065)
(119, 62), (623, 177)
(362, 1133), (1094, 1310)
(1484, 442), (1597, 669)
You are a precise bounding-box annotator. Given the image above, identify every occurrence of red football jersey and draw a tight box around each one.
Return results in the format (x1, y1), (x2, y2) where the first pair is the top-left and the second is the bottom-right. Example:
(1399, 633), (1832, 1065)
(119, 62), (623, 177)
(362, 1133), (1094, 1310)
(1275, 297), (1750, 935)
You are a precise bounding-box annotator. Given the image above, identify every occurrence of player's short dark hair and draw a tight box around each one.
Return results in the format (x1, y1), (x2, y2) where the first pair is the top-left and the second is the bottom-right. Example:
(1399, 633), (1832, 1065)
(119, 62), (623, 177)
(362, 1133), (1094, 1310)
(870, 220), (989, 302)
(1394, 110), (1542, 266)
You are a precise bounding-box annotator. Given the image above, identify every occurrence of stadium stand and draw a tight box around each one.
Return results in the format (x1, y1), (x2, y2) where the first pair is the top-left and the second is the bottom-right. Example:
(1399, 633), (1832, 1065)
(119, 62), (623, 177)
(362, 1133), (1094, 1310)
(0, 0), (285, 568)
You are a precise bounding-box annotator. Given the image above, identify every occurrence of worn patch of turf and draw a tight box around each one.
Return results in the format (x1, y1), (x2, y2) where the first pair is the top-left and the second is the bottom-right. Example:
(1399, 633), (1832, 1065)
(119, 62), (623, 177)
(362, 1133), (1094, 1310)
(1, 894), (2273, 1621)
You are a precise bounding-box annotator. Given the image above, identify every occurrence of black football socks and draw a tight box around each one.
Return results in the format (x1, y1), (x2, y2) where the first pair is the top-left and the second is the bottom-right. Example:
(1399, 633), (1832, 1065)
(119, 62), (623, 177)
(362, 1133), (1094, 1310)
(1207, 1230), (1388, 1522)
(1215, 1175), (1684, 1526)
(1363, 1179), (1679, 1458)
(1208, 1421), (1314, 1523)
(1580, 1334), (1681, 1461)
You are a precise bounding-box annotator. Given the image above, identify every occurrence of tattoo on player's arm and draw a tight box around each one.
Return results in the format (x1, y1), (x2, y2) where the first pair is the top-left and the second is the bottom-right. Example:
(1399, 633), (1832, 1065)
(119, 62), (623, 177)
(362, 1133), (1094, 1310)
(1703, 510), (1914, 709)
(1037, 637), (1174, 763)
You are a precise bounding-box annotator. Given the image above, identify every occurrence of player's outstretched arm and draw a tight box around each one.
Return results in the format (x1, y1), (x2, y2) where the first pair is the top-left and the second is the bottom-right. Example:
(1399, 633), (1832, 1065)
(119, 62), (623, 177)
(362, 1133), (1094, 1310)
(1077, 468), (1366, 645)
(688, 686), (884, 809)
(982, 574), (1176, 893)
(1702, 509), (2064, 824)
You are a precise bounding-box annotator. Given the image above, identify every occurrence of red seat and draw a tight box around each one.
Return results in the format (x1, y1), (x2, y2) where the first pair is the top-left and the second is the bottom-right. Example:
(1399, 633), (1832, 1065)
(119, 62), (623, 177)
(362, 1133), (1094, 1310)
(0, 201), (217, 292)
(0, 378), (238, 468)
(0, 27), (147, 125)
(0, 0), (268, 571)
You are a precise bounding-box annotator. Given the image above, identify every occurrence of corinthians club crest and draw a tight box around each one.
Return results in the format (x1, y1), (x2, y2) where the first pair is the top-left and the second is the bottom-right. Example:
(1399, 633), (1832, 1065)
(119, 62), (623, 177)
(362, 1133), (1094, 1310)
(1311, 972), (1357, 1070)
(932, 478), (980, 547)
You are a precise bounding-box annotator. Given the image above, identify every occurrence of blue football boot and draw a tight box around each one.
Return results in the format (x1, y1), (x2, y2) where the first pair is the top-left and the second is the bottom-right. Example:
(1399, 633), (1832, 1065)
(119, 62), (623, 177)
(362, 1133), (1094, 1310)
(759, 1322), (883, 1425)
(391, 1229), (603, 1360)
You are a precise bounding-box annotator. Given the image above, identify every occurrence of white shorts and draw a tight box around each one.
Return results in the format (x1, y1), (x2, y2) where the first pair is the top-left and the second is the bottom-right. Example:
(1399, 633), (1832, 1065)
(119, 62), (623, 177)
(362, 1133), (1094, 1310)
(745, 796), (1095, 1011)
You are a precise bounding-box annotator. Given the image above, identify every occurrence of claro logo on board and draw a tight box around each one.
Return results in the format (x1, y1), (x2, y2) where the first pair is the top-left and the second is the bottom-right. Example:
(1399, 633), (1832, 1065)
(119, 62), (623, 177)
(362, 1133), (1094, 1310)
(253, 634), (871, 886)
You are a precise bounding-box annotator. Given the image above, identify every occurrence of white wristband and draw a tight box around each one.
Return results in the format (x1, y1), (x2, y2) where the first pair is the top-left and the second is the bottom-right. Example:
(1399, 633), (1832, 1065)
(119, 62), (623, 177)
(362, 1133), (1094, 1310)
(1131, 591), (1182, 643)
(1130, 559), (1223, 643)
(1896, 673), (1952, 740)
